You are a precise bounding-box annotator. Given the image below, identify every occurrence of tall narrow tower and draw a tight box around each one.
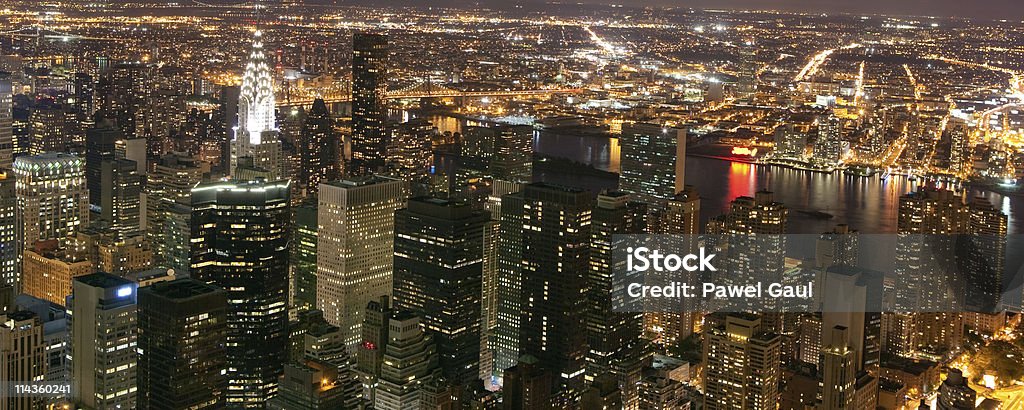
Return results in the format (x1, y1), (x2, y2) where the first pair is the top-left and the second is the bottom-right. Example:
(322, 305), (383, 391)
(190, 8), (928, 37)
(349, 33), (388, 176)
(231, 30), (282, 179)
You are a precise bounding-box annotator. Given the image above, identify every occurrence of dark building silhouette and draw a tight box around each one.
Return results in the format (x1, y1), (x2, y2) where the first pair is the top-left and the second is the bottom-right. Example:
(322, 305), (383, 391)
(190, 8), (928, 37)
(299, 98), (339, 196)
(349, 32), (388, 175)
(392, 197), (489, 385)
(189, 179), (291, 408)
(138, 278), (228, 410)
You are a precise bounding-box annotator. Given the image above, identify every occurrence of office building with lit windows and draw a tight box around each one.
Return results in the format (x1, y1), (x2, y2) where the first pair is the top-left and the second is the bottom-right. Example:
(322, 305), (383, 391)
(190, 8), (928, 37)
(497, 183), (591, 404)
(137, 278), (228, 410)
(702, 313), (781, 410)
(189, 179), (291, 408)
(619, 123), (687, 208)
(70, 272), (139, 409)
(316, 177), (407, 349)
(392, 197), (489, 385)
(349, 32), (389, 175)
(14, 153), (88, 261)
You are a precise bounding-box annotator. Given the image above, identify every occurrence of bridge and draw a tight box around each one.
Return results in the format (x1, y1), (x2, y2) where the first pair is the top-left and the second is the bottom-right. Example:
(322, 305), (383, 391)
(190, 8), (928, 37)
(277, 80), (582, 107)
(0, 26), (129, 42)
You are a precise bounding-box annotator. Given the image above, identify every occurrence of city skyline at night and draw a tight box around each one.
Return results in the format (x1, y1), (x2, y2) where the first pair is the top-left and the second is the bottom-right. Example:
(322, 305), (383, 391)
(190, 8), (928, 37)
(0, 0), (1023, 409)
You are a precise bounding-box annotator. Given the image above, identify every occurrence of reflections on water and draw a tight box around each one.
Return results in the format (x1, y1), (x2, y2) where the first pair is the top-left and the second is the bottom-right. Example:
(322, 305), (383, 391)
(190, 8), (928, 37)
(404, 112), (1021, 235)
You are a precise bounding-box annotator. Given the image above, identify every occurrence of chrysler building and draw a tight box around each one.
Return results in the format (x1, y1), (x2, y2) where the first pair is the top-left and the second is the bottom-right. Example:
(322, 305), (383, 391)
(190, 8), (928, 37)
(231, 29), (282, 180)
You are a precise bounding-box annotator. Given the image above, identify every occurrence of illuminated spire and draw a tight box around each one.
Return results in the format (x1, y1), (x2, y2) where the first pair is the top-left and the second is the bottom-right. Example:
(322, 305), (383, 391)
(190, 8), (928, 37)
(238, 29), (276, 144)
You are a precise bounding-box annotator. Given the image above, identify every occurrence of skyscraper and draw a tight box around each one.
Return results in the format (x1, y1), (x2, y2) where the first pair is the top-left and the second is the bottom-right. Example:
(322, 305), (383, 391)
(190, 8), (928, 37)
(0, 72), (13, 169)
(0, 170), (15, 289)
(231, 30), (282, 180)
(490, 125), (534, 182)
(645, 186), (701, 345)
(814, 114), (844, 165)
(190, 179), (291, 407)
(85, 119), (122, 210)
(505, 183), (591, 404)
(70, 272), (139, 409)
(100, 158), (143, 237)
(145, 153), (203, 267)
(291, 200), (318, 315)
(821, 326), (856, 410)
(349, 32), (388, 176)
(392, 197), (489, 385)
(14, 153), (88, 257)
(356, 297), (394, 403)
(619, 123), (687, 209)
(316, 177), (407, 349)
(702, 313), (781, 410)
(137, 278), (228, 410)
(0, 310), (47, 410)
(299, 98), (340, 196)
(586, 192), (645, 384)
(28, 102), (78, 155)
(373, 312), (440, 410)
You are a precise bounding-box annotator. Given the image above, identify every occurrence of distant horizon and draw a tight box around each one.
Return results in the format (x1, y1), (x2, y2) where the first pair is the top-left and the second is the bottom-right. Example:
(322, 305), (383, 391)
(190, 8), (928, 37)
(131, 0), (1024, 22)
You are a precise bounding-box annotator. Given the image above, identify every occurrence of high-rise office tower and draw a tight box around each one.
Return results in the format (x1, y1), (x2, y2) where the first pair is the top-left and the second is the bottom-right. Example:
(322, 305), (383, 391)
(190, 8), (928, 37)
(85, 119), (122, 209)
(70, 72), (96, 121)
(316, 177), (407, 349)
(190, 179), (291, 408)
(821, 326), (856, 410)
(387, 118), (434, 183)
(947, 118), (970, 175)
(28, 102), (78, 155)
(816, 224), (859, 269)
(231, 30), (282, 180)
(392, 197), (489, 385)
(296, 320), (363, 408)
(819, 266), (882, 373)
(14, 153), (88, 256)
(702, 313), (781, 410)
(291, 200), (318, 315)
(493, 186), (527, 379)
(814, 114), (844, 165)
(299, 99), (340, 196)
(70, 273), (138, 409)
(586, 192), (645, 386)
(145, 153), (203, 266)
(373, 312), (440, 410)
(0, 171), (15, 289)
(356, 297), (394, 403)
(0, 72), (12, 169)
(100, 158), (143, 237)
(349, 32), (388, 176)
(0, 310), (47, 410)
(490, 125), (534, 182)
(646, 187), (701, 346)
(137, 278), (228, 410)
(619, 123), (686, 209)
(707, 191), (787, 330)
(480, 179), (524, 384)
(506, 183), (591, 404)
(964, 197), (1007, 313)
(97, 63), (151, 140)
